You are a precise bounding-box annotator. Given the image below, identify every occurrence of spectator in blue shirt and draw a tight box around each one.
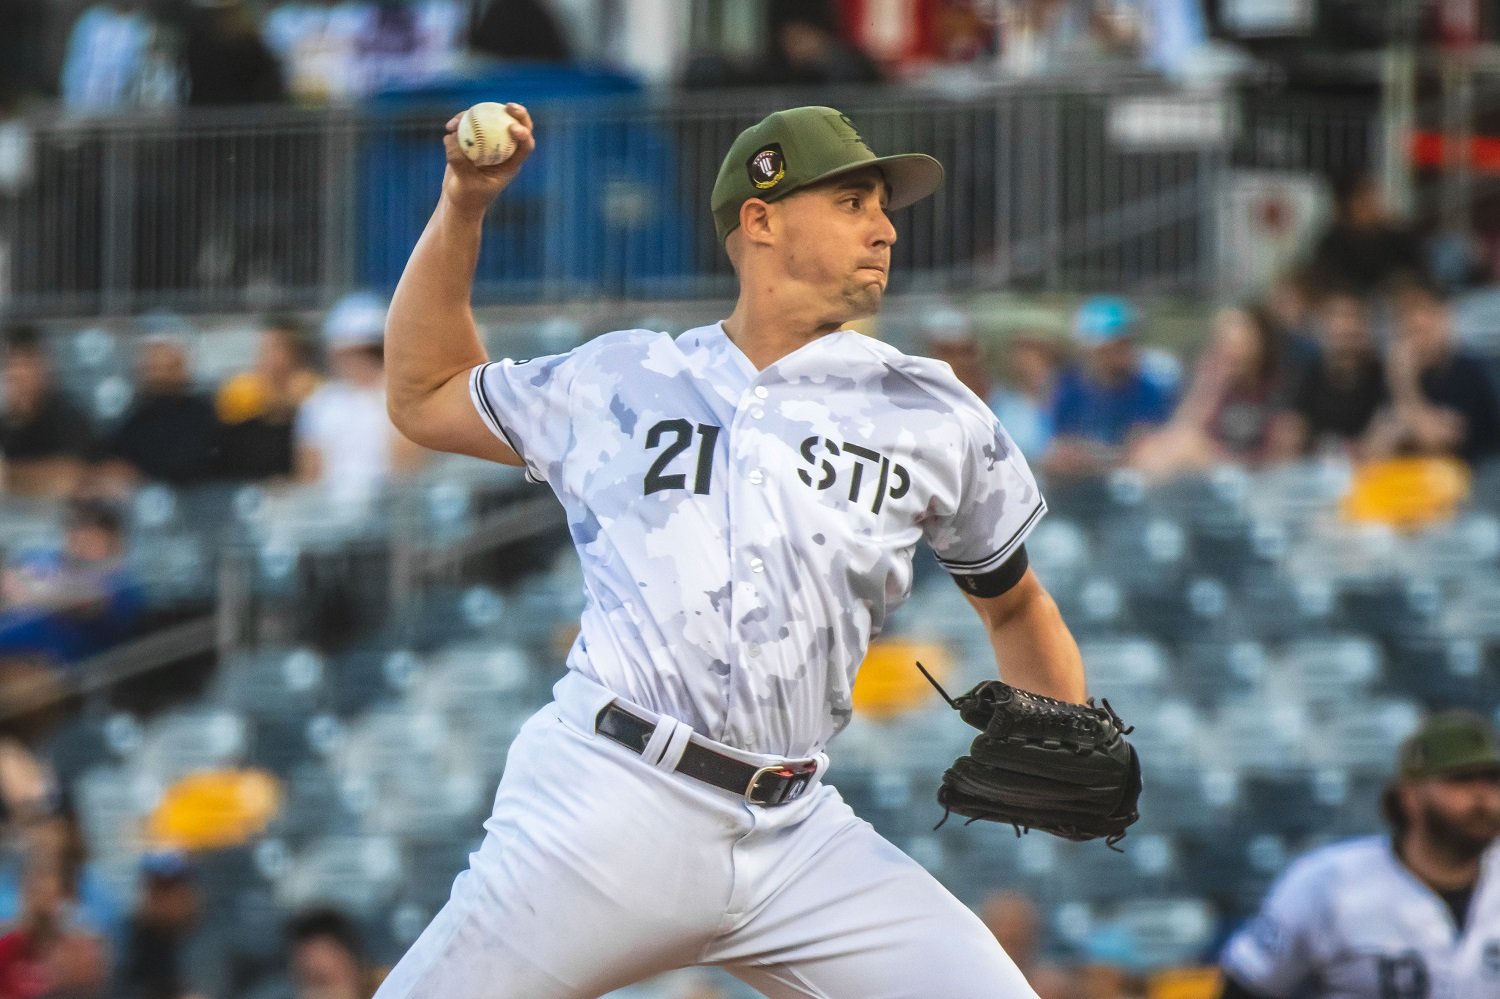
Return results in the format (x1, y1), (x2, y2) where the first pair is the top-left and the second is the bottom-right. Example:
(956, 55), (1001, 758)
(0, 498), (142, 667)
(1042, 295), (1174, 478)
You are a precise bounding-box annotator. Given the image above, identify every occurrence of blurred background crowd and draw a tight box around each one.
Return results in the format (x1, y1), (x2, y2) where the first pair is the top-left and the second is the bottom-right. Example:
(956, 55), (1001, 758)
(0, 0), (1498, 998)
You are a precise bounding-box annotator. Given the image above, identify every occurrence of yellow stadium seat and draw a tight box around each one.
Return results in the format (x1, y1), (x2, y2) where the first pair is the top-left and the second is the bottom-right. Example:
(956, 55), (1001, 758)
(1341, 457), (1470, 530)
(852, 640), (950, 719)
(1148, 966), (1222, 999)
(148, 768), (281, 851)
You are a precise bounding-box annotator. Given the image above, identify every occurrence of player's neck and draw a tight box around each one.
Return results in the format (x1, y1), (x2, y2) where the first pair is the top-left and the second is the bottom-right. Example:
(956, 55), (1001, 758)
(1398, 833), (1484, 893)
(723, 295), (847, 371)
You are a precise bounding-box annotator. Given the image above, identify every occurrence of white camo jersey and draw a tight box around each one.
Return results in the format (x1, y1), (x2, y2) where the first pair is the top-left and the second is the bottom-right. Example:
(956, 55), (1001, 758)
(469, 322), (1045, 758)
(1222, 836), (1500, 999)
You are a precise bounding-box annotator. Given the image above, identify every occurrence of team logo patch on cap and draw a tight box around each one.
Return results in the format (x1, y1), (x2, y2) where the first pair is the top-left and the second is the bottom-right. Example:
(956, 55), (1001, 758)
(747, 144), (786, 190)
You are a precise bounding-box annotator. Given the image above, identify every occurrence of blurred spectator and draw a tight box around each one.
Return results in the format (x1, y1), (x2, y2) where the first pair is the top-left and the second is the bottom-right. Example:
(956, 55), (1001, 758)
(1132, 305), (1289, 478)
(1042, 296), (1174, 478)
(920, 307), (991, 399)
(1307, 172), (1429, 298)
(60, 0), (180, 112)
(249, 907), (370, 999)
(0, 328), (93, 499)
(116, 851), (225, 999)
(1364, 286), (1500, 466)
(0, 498), (142, 668)
(758, 0), (882, 86)
(215, 316), (321, 482)
(979, 891), (1071, 999)
(0, 813), (121, 961)
(997, 0), (1141, 77)
(0, 1), (48, 104)
(261, 0), (356, 102)
(1269, 291), (1387, 460)
(0, 848), (108, 999)
(100, 335), (219, 488)
(295, 292), (424, 501)
(1261, 267), (1321, 368)
(174, 0), (285, 105)
(1219, 711), (1500, 999)
(989, 332), (1062, 461)
(470, 0), (573, 62)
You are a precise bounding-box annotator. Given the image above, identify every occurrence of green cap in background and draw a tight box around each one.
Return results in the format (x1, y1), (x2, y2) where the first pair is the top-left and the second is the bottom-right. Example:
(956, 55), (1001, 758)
(710, 106), (944, 243)
(1398, 711), (1500, 780)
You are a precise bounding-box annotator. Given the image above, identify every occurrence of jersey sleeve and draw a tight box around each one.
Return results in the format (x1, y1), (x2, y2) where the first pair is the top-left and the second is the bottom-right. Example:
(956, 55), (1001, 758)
(1220, 858), (1327, 998)
(469, 349), (584, 483)
(923, 403), (1047, 589)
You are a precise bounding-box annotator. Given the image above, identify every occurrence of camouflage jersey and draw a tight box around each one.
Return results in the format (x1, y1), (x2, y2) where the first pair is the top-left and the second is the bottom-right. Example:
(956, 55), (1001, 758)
(469, 322), (1045, 758)
(1223, 836), (1500, 999)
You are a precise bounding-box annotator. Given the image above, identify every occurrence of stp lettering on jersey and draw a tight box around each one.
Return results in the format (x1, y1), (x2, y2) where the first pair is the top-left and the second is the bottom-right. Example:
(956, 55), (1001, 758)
(797, 436), (910, 514)
(468, 323), (1044, 759)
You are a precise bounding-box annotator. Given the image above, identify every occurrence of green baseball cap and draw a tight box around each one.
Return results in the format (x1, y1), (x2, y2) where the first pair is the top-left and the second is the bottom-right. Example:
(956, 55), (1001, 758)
(710, 106), (944, 243)
(1398, 711), (1500, 780)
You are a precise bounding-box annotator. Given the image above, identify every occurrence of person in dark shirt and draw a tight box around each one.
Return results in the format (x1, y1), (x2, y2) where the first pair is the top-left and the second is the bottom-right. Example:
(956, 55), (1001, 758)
(0, 329), (93, 499)
(1366, 285), (1500, 466)
(100, 335), (218, 487)
(1270, 290), (1387, 459)
(758, 0), (883, 86)
(1308, 172), (1429, 297)
(469, 0), (572, 62)
(174, 0), (285, 105)
(214, 316), (320, 481)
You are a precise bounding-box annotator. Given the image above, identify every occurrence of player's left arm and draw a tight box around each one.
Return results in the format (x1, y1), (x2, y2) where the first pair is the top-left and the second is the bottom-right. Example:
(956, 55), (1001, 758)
(961, 562), (1087, 704)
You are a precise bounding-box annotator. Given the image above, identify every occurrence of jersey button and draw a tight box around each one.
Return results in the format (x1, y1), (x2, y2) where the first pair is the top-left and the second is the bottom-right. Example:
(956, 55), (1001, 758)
(750, 408), (764, 420)
(753, 386), (769, 399)
(749, 557), (765, 573)
(747, 645), (761, 659)
(748, 468), (765, 485)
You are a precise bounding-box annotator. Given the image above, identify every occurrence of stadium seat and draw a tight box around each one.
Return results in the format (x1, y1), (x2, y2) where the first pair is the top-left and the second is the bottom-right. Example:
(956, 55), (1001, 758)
(132, 708), (250, 785)
(275, 835), (404, 917)
(212, 647), (327, 721)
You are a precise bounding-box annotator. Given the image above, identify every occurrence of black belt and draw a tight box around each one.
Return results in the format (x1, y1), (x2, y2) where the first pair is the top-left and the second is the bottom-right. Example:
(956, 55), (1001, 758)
(594, 702), (818, 806)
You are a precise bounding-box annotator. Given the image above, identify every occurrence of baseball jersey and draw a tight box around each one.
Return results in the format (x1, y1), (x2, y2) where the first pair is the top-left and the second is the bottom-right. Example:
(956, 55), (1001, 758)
(469, 322), (1045, 758)
(1222, 836), (1500, 999)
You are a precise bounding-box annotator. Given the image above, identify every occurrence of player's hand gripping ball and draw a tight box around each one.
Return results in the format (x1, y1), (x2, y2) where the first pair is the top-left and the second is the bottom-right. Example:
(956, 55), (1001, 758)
(457, 102), (519, 167)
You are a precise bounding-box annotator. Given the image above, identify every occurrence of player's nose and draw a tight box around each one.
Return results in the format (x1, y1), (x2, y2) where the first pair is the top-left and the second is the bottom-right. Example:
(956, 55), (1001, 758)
(871, 207), (897, 248)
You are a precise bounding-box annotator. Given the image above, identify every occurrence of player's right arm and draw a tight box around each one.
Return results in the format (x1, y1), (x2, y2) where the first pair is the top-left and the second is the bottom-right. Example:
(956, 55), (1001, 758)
(1218, 856), (1326, 999)
(385, 104), (536, 465)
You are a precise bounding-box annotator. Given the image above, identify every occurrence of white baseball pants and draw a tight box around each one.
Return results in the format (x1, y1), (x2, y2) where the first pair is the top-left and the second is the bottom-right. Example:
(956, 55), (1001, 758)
(374, 671), (1035, 999)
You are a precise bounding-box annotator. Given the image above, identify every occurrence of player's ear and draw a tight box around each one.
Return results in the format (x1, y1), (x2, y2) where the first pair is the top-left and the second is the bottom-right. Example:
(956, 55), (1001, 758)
(739, 199), (775, 246)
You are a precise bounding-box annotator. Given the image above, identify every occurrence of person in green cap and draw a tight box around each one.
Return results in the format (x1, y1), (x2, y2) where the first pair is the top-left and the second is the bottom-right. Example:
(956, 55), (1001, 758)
(375, 102), (1111, 997)
(1219, 710), (1500, 999)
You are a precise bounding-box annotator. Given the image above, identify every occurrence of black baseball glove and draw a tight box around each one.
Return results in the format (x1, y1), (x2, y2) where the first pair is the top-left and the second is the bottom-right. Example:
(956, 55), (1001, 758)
(918, 664), (1142, 848)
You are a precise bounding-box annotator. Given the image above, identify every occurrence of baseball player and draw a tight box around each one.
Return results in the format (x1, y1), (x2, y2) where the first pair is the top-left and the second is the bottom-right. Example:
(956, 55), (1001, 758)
(1220, 711), (1500, 999)
(374, 103), (1106, 998)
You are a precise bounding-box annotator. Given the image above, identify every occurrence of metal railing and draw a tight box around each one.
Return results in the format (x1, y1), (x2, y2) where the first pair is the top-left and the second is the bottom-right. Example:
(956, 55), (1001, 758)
(0, 82), (1380, 318)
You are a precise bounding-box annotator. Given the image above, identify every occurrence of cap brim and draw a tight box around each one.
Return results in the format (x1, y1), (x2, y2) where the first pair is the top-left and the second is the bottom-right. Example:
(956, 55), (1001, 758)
(794, 153), (945, 212)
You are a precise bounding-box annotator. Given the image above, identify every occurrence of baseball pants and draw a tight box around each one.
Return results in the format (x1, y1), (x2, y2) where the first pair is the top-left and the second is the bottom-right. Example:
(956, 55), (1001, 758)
(374, 670), (1036, 999)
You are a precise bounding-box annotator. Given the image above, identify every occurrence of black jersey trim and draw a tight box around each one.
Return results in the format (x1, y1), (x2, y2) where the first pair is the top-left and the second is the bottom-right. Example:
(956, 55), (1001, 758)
(470, 362), (542, 483)
(937, 498), (1046, 573)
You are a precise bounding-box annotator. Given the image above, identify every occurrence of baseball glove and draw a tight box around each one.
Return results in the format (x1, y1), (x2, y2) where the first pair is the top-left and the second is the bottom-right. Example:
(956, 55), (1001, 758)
(917, 664), (1142, 848)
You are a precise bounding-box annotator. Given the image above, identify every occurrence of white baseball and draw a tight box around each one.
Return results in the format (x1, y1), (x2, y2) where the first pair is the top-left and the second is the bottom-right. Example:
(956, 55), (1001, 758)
(457, 102), (518, 167)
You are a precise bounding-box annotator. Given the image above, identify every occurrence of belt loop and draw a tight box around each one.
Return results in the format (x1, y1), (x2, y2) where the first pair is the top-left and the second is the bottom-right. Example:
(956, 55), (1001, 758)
(653, 722), (694, 774)
(639, 714), (679, 767)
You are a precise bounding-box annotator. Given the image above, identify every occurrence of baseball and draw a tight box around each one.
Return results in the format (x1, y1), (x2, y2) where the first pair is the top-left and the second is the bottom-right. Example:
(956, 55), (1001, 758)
(457, 102), (518, 167)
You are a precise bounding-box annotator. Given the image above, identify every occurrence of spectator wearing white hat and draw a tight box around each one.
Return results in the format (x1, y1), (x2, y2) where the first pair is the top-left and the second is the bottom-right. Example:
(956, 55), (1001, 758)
(294, 291), (424, 500)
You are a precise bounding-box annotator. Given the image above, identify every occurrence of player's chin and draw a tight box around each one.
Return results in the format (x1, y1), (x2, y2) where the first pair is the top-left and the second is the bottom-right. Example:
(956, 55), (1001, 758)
(842, 282), (886, 318)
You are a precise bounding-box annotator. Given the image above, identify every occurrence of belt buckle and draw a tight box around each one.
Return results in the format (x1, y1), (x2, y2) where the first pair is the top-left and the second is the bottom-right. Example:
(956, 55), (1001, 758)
(744, 760), (818, 806)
